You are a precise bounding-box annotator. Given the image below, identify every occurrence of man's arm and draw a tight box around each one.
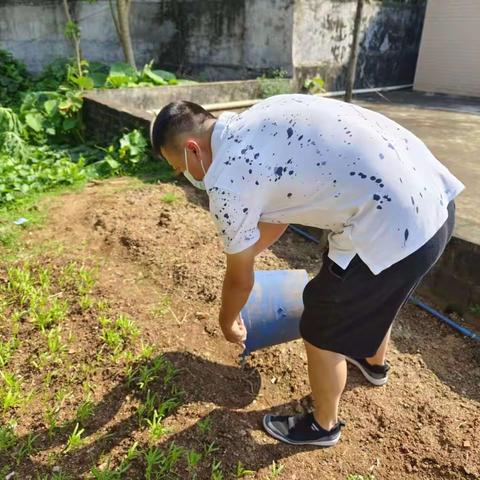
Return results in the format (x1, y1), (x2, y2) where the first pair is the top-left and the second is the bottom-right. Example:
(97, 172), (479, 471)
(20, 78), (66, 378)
(219, 245), (255, 342)
(219, 222), (288, 343)
(253, 222), (289, 255)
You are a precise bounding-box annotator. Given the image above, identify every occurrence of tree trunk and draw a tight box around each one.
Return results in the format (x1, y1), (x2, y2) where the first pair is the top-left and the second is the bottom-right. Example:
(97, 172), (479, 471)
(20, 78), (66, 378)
(344, 0), (364, 103)
(112, 0), (136, 69)
(62, 0), (82, 76)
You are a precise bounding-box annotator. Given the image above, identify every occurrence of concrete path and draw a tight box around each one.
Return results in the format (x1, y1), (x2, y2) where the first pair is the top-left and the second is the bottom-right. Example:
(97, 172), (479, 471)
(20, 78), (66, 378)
(354, 90), (480, 245)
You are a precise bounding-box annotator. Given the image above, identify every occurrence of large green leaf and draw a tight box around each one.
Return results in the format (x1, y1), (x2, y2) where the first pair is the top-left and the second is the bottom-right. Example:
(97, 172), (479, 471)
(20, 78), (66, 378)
(109, 62), (137, 80)
(106, 75), (130, 88)
(153, 69), (176, 81)
(25, 112), (44, 132)
(75, 76), (94, 90)
(143, 68), (167, 86)
(105, 157), (120, 169)
(89, 72), (108, 88)
(43, 99), (58, 116)
(62, 117), (78, 131)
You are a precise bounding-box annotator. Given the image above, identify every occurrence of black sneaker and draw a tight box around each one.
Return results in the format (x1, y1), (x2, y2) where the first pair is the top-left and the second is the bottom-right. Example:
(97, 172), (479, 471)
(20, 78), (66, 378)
(346, 357), (390, 386)
(262, 412), (344, 447)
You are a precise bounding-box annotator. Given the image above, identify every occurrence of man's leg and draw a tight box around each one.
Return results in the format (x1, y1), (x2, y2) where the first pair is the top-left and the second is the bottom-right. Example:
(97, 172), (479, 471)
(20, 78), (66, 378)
(366, 325), (392, 365)
(304, 340), (346, 430)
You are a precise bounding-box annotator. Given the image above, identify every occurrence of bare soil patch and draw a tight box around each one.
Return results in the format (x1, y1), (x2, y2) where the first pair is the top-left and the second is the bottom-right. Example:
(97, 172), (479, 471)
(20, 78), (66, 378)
(2, 177), (479, 479)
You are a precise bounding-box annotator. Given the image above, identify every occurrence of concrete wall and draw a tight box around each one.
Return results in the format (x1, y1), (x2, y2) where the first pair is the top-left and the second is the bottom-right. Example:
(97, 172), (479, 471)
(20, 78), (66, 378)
(0, 0), (293, 79)
(0, 0), (425, 87)
(414, 0), (480, 97)
(293, 0), (426, 90)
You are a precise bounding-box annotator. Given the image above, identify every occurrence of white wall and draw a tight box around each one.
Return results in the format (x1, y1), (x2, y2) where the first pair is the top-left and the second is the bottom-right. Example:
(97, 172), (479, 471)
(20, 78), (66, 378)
(414, 0), (480, 97)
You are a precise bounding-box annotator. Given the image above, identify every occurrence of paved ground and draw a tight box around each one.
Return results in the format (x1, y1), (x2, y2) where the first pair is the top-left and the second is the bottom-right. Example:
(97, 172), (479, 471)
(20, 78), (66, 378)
(353, 90), (480, 245)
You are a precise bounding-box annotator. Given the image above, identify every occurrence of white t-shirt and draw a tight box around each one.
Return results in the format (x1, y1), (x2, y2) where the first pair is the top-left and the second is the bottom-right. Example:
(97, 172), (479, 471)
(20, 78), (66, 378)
(204, 94), (465, 274)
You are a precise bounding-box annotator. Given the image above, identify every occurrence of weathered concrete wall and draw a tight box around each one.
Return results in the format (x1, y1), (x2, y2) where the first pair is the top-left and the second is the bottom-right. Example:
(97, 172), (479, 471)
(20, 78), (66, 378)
(0, 0), (424, 85)
(293, 0), (426, 90)
(0, 0), (293, 79)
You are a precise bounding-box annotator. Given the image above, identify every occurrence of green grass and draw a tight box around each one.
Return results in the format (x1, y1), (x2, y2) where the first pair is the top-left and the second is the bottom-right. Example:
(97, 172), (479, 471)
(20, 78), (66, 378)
(0, 423), (17, 451)
(75, 395), (95, 425)
(146, 409), (169, 440)
(131, 159), (177, 184)
(0, 183), (84, 253)
(161, 192), (178, 204)
(64, 423), (84, 453)
(0, 370), (27, 412)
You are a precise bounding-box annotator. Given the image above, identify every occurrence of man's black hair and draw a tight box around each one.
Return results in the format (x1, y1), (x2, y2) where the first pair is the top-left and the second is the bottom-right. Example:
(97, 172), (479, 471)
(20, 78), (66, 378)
(150, 100), (215, 158)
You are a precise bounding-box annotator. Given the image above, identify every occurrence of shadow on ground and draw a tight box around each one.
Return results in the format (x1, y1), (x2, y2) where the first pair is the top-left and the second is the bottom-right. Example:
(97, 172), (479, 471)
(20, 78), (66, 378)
(7, 352), (323, 478)
(179, 182), (480, 405)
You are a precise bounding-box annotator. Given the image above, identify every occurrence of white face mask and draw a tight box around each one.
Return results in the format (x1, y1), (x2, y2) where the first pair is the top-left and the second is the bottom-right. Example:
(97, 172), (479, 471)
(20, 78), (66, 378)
(183, 147), (206, 190)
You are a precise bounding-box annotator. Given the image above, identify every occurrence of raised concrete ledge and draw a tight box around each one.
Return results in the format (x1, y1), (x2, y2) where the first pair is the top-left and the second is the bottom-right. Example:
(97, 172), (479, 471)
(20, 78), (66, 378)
(83, 80), (276, 141)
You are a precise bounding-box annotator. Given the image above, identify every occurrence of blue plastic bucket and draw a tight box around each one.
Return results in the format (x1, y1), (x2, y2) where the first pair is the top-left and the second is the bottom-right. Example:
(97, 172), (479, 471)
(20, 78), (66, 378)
(241, 269), (309, 355)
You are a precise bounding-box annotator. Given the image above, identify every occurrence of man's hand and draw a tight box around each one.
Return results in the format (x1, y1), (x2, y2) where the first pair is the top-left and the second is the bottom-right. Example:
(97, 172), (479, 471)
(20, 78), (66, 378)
(220, 315), (247, 347)
(217, 222), (287, 349)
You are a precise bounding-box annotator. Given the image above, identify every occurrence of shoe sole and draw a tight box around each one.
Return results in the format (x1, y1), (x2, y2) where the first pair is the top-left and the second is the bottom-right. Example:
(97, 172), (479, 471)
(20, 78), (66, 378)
(346, 357), (388, 386)
(262, 416), (341, 447)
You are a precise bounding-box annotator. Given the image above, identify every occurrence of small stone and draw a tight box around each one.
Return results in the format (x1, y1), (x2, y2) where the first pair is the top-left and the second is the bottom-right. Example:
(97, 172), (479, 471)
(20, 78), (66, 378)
(405, 464), (413, 473)
(463, 440), (471, 448)
(270, 377), (277, 384)
(52, 466), (61, 473)
(6, 472), (15, 480)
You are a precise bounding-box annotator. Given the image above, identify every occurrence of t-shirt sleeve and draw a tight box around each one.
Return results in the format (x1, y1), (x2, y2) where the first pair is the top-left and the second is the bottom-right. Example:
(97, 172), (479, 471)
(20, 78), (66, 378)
(208, 188), (261, 254)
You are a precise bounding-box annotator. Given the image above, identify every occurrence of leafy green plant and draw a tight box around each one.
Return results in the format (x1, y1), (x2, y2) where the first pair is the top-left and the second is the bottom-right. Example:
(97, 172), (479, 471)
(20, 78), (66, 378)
(0, 337), (19, 368)
(144, 447), (164, 480)
(146, 408), (169, 440)
(204, 441), (219, 457)
(0, 371), (25, 411)
(135, 389), (158, 425)
(257, 69), (292, 99)
(31, 295), (69, 332)
(15, 432), (40, 465)
(304, 76), (326, 94)
(19, 88), (84, 144)
(234, 461), (255, 478)
(104, 61), (179, 89)
(34, 58), (71, 91)
(0, 108), (88, 205)
(64, 422), (84, 453)
(0, 49), (31, 107)
(161, 192), (177, 204)
(128, 355), (167, 391)
(197, 416), (213, 436)
(266, 461), (284, 479)
(99, 314), (139, 353)
(0, 423), (17, 451)
(76, 395), (95, 425)
(211, 459), (224, 480)
(185, 449), (202, 479)
(46, 326), (67, 355)
(94, 129), (148, 175)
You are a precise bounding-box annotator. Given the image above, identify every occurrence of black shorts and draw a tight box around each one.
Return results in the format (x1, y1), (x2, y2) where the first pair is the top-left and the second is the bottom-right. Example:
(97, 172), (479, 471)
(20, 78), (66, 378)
(299, 201), (455, 358)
